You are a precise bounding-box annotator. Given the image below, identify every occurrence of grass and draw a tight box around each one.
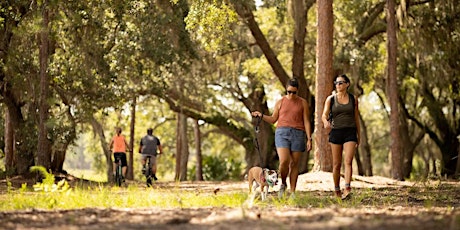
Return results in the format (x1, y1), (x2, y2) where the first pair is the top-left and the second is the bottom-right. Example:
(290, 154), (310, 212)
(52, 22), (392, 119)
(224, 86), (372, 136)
(0, 185), (249, 211)
(1, 180), (455, 211)
(1, 167), (458, 212)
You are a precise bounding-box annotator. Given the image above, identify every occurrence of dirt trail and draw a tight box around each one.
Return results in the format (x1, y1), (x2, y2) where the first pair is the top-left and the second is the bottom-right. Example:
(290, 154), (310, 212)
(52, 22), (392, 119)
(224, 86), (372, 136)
(1, 172), (459, 230)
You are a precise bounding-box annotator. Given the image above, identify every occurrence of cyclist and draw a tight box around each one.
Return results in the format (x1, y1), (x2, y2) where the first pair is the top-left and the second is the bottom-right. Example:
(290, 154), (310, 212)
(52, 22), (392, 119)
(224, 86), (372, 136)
(109, 127), (131, 181)
(139, 128), (163, 181)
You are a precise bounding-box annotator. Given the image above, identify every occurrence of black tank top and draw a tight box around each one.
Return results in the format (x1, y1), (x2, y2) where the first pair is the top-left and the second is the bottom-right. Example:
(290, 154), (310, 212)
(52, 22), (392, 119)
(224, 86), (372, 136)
(331, 95), (356, 129)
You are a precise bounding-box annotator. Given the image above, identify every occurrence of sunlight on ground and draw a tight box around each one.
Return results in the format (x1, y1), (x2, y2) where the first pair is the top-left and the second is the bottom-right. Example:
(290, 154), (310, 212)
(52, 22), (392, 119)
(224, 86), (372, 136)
(65, 169), (107, 182)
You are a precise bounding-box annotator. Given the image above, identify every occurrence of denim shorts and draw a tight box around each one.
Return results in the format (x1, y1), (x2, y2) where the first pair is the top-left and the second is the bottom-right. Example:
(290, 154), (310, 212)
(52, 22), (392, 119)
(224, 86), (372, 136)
(275, 127), (306, 152)
(328, 127), (358, 145)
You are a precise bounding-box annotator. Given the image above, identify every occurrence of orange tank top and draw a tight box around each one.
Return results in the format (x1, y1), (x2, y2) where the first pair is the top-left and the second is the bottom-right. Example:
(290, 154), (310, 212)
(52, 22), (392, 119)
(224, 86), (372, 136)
(276, 96), (305, 131)
(112, 135), (126, 153)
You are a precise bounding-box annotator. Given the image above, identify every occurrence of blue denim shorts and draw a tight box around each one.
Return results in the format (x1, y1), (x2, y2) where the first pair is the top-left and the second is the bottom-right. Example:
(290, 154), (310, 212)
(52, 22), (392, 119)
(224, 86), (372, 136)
(275, 127), (306, 152)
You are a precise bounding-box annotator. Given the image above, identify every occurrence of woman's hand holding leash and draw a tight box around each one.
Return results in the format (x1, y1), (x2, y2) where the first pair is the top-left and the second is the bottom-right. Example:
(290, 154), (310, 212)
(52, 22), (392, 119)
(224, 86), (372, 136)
(251, 111), (263, 118)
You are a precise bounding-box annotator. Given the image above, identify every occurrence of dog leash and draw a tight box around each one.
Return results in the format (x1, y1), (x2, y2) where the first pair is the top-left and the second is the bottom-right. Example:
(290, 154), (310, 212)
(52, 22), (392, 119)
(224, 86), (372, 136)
(253, 115), (263, 166)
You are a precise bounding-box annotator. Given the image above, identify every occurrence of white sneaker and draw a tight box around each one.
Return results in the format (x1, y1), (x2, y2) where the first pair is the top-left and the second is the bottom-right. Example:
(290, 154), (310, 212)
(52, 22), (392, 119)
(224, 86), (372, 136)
(278, 184), (286, 199)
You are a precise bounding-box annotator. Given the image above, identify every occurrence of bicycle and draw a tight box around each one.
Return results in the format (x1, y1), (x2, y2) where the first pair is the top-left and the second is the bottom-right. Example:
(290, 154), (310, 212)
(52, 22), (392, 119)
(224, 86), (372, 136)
(114, 155), (123, 187)
(143, 156), (153, 187)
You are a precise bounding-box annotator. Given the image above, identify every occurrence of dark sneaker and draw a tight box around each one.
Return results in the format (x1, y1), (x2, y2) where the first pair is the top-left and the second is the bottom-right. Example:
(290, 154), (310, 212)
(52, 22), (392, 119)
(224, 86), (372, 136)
(153, 174), (158, 181)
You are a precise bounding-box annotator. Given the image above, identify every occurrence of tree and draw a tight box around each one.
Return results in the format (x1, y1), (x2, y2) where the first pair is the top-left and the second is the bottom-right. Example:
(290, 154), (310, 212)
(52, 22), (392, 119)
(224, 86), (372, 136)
(387, 0), (402, 180)
(194, 119), (204, 181)
(37, 0), (52, 170)
(314, 0), (334, 172)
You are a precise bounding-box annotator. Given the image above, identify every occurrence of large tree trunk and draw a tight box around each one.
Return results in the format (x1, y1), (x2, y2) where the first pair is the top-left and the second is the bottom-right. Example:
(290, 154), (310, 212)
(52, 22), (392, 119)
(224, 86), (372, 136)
(387, 0), (403, 180)
(3, 89), (34, 176)
(194, 119), (203, 181)
(51, 149), (66, 173)
(399, 110), (425, 178)
(37, 1), (52, 170)
(314, 0), (334, 172)
(179, 113), (189, 181)
(290, 0), (314, 174)
(231, 1), (290, 85)
(127, 97), (136, 180)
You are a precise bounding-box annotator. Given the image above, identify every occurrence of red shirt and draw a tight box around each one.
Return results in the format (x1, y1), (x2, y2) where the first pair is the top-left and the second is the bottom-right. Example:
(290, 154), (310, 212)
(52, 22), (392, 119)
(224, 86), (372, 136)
(276, 96), (305, 131)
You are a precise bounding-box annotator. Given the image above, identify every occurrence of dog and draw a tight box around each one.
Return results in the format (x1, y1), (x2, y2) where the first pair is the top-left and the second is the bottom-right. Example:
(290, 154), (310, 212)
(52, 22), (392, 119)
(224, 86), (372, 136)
(247, 167), (278, 201)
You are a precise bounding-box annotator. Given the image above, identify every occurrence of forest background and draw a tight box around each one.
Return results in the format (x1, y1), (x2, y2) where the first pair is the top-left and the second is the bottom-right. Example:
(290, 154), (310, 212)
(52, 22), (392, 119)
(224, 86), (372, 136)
(0, 0), (459, 183)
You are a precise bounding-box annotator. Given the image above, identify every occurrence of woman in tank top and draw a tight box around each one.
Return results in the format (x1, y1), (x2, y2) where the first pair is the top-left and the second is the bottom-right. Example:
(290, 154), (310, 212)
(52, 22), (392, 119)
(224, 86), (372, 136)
(251, 78), (312, 198)
(321, 74), (360, 200)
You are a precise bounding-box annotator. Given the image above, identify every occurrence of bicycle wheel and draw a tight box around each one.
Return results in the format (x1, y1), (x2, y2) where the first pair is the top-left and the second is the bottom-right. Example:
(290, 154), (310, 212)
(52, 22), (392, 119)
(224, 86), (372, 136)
(145, 157), (152, 187)
(115, 163), (122, 186)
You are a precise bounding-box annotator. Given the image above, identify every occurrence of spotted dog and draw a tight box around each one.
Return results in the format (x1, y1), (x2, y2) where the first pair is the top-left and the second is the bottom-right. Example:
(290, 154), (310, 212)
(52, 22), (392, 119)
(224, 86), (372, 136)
(247, 167), (278, 201)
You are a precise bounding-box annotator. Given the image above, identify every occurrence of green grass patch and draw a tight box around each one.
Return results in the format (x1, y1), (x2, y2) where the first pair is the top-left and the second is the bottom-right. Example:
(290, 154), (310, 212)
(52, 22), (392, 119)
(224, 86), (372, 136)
(2, 167), (458, 211)
(0, 184), (249, 211)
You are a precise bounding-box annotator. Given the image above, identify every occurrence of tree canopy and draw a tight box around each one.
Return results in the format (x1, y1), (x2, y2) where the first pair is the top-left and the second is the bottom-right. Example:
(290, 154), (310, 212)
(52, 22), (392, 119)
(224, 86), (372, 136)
(0, 0), (459, 180)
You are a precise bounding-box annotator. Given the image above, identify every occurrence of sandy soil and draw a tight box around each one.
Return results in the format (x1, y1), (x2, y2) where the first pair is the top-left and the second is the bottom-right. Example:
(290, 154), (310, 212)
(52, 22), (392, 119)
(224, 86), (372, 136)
(1, 171), (459, 230)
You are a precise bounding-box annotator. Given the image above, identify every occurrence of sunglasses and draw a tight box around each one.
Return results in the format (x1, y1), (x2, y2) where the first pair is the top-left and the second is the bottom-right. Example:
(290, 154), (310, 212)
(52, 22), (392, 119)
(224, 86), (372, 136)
(334, 81), (347, 85)
(287, 90), (297, 94)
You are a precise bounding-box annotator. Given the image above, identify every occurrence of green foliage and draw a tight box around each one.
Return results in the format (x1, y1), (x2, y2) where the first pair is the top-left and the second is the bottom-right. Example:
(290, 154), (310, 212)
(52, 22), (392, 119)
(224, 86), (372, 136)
(198, 155), (243, 181)
(185, 0), (238, 52)
(30, 166), (72, 193)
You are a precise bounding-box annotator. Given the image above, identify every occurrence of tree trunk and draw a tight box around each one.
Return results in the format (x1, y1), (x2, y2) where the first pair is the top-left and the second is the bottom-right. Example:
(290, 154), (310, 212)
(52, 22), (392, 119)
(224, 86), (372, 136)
(355, 148), (364, 175)
(290, 0), (313, 174)
(37, 1), (52, 170)
(175, 112), (182, 181)
(291, 0), (307, 81)
(194, 119), (203, 181)
(456, 135), (460, 177)
(179, 113), (189, 181)
(4, 108), (15, 175)
(15, 121), (35, 177)
(127, 97), (136, 180)
(3, 90), (34, 176)
(314, 0), (334, 172)
(90, 116), (112, 182)
(358, 113), (373, 176)
(51, 149), (66, 173)
(231, 1), (290, 85)
(387, 0), (403, 180)
(400, 112), (425, 178)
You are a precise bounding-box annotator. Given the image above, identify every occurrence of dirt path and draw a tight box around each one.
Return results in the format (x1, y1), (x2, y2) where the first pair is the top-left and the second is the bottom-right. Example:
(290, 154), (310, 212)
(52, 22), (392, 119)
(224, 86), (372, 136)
(1, 172), (459, 230)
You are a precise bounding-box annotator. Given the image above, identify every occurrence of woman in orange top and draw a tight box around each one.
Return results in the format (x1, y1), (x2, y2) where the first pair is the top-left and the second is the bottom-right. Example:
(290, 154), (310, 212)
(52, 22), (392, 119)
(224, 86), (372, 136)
(109, 127), (131, 181)
(251, 78), (312, 198)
